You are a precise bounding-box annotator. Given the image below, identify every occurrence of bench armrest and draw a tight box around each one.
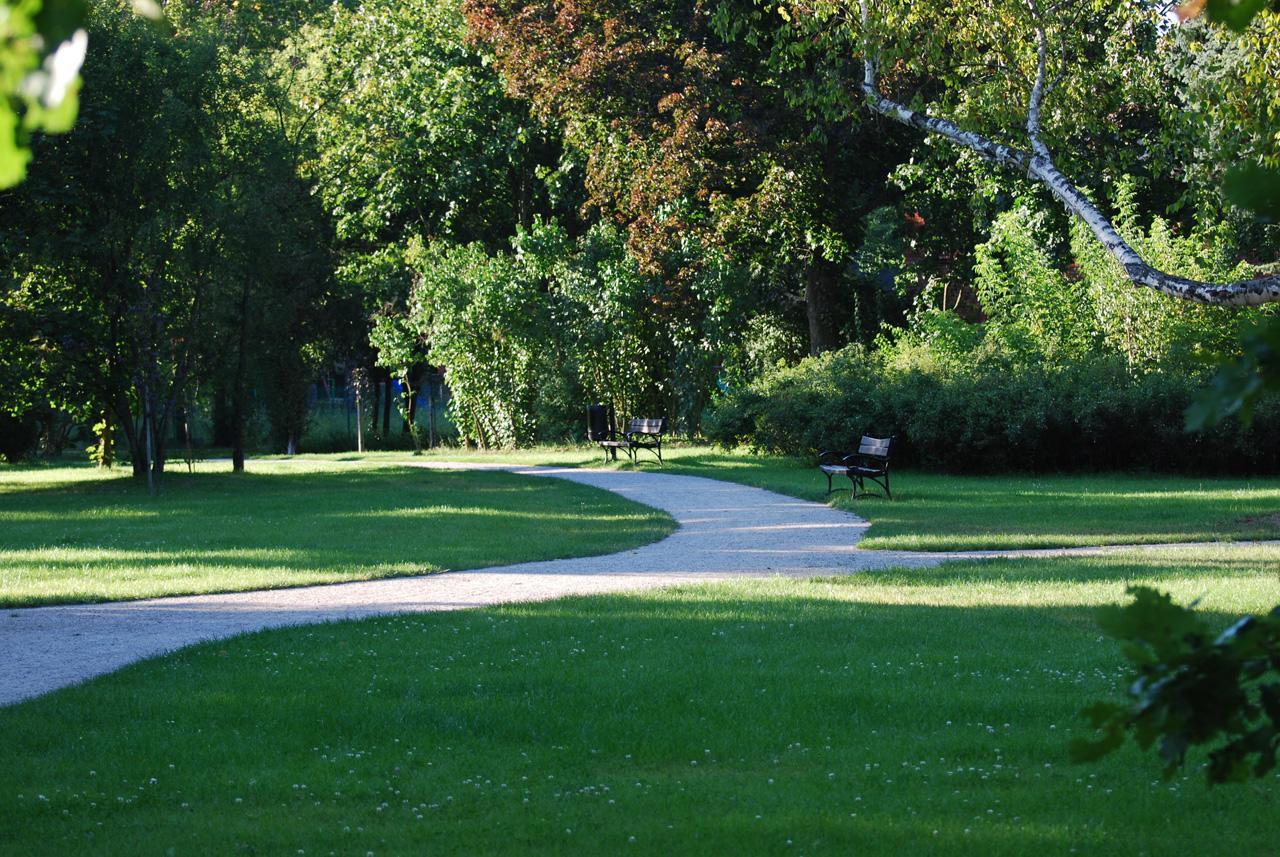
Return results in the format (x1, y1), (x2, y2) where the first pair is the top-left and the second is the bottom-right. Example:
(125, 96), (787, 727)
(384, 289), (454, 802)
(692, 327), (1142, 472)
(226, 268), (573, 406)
(847, 452), (889, 471)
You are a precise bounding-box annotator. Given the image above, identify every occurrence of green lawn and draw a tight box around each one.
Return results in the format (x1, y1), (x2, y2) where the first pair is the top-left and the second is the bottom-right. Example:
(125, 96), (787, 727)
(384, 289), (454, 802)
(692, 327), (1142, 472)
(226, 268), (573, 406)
(1, 545), (1275, 855)
(0, 460), (674, 607)
(361, 445), (1280, 550)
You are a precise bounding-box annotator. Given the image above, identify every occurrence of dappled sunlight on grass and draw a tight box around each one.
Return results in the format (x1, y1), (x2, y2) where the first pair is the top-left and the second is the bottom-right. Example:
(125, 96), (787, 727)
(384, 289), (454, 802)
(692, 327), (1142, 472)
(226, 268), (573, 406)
(295, 444), (1280, 547)
(3, 556), (1276, 854)
(3, 450), (1275, 853)
(821, 546), (1280, 613)
(0, 460), (673, 606)
(843, 472), (1280, 549)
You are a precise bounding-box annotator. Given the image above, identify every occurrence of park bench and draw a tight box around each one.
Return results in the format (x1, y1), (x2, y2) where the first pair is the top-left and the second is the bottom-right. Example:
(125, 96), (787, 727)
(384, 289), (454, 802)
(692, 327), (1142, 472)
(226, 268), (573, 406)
(587, 404), (629, 462)
(623, 417), (667, 464)
(818, 435), (894, 498)
(587, 405), (667, 464)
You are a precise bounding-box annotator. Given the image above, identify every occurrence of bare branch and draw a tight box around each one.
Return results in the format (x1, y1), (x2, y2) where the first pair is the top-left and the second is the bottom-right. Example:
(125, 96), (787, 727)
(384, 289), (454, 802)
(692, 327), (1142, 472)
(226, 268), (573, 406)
(1025, 0), (1051, 159)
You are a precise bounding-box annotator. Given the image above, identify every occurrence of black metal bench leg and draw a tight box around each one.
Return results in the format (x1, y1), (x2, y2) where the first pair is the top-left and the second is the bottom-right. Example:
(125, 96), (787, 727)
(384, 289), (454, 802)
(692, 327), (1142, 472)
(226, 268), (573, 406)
(852, 473), (891, 499)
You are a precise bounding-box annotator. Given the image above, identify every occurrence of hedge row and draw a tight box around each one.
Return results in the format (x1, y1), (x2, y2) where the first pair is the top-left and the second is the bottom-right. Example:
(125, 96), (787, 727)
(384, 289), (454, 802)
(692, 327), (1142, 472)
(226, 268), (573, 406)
(703, 346), (1280, 474)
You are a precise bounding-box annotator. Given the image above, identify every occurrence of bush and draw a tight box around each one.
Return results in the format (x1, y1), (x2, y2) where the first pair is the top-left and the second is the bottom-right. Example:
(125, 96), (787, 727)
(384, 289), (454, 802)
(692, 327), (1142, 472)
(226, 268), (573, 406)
(0, 412), (39, 463)
(704, 343), (1280, 474)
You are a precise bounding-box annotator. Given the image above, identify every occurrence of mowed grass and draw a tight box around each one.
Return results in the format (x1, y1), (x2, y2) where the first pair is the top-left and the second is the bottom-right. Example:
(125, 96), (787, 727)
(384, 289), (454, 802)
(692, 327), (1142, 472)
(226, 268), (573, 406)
(350, 446), (1280, 550)
(1, 546), (1276, 856)
(0, 460), (674, 607)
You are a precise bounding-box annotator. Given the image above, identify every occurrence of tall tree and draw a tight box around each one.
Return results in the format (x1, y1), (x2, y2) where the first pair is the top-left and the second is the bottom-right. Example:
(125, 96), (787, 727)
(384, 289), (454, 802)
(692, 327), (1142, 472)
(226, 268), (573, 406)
(0, 3), (231, 480)
(465, 0), (912, 355)
(758, 0), (1279, 304)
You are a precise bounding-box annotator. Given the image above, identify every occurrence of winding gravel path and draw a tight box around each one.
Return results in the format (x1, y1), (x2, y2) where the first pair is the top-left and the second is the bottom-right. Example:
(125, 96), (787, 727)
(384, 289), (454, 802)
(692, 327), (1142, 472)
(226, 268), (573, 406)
(1, 463), (1273, 707)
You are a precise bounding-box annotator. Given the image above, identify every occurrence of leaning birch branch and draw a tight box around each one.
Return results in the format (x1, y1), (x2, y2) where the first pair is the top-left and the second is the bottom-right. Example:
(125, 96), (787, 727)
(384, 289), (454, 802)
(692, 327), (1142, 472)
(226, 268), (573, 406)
(857, 0), (1280, 306)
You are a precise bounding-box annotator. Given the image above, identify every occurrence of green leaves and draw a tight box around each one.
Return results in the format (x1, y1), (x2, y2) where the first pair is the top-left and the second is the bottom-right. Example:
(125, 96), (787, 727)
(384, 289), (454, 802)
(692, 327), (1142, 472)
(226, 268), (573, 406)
(0, 0), (91, 187)
(1222, 162), (1280, 224)
(1072, 586), (1280, 784)
(1204, 0), (1275, 31)
(1185, 316), (1280, 429)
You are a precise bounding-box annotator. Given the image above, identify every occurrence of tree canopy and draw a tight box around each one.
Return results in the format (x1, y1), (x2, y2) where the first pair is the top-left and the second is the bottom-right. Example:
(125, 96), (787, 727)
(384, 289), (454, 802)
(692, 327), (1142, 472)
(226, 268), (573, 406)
(0, 0), (1277, 465)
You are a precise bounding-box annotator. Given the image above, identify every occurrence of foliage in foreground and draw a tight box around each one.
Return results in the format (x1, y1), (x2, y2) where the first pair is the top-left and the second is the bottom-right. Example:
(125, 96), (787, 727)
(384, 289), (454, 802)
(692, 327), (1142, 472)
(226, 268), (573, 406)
(1072, 587), (1280, 784)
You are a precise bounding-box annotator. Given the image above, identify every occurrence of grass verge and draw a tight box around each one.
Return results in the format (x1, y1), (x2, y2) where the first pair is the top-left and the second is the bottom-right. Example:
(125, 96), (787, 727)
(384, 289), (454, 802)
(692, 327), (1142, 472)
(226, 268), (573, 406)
(1, 546), (1275, 855)
(0, 460), (674, 607)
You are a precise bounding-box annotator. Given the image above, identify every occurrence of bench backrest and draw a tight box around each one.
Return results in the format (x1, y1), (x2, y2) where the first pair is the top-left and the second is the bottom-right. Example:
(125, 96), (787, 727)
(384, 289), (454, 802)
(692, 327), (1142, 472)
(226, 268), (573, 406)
(857, 435), (893, 460)
(627, 417), (667, 435)
(587, 404), (615, 441)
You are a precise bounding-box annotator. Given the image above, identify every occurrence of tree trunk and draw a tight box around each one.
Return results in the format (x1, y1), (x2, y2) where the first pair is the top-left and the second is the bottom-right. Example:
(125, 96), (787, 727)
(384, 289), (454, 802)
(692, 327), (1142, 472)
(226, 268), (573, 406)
(355, 374), (365, 453)
(231, 282), (250, 473)
(805, 258), (842, 356)
(142, 382), (155, 495)
(426, 372), (436, 450)
(382, 373), (393, 437)
(115, 397), (146, 479)
(97, 407), (114, 468)
(147, 386), (167, 483)
(370, 374), (381, 438)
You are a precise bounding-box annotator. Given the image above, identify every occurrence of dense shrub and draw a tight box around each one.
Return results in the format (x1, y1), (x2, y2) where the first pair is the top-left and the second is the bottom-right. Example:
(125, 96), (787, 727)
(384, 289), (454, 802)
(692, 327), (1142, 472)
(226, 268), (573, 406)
(704, 344), (1280, 474)
(705, 195), (1280, 474)
(0, 412), (39, 463)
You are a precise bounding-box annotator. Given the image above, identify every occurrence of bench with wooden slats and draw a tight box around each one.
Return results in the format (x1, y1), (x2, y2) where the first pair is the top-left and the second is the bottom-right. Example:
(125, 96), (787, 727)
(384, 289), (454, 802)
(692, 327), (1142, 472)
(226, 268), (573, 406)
(624, 417), (667, 464)
(817, 435), (894, 498)
(587, 406), (668, 464)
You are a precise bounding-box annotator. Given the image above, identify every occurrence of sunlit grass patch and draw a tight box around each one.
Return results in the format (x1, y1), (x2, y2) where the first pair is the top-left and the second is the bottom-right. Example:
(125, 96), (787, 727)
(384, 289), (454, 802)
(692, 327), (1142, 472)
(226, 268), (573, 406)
(339, 445), (1280, 550)
(0, 460), (674, 607)
(2, 552), (1275, 855)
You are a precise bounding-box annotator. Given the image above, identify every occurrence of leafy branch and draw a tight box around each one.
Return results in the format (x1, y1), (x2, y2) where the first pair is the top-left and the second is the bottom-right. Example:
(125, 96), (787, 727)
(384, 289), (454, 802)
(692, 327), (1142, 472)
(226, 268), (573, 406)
(1071, 587), (1280, 784)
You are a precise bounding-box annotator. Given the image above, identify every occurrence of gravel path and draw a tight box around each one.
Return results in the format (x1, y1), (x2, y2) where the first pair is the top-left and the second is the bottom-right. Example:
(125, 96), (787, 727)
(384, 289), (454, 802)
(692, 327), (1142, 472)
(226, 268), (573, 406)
(1, 463), (1274, 707)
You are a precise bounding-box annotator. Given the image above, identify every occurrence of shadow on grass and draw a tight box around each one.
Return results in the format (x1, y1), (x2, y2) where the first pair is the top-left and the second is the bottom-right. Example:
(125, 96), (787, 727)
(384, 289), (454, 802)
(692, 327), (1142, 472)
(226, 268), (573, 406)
(0, 466), (674, 606)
